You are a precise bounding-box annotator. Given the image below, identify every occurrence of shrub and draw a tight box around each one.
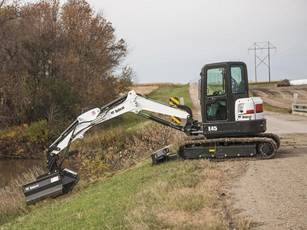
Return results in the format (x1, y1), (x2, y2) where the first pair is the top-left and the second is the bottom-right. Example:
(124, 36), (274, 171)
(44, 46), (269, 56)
(25, 120), (49, 143)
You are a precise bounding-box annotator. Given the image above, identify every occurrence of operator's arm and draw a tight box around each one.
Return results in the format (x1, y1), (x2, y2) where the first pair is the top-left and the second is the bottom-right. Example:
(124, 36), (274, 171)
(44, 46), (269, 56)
(47, 90), (199, 171)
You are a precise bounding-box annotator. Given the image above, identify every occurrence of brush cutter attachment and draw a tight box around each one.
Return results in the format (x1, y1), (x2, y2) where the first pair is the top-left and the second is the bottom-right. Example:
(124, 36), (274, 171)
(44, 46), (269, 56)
(151, 145), (177, 165)
(23, 168), (79, 205)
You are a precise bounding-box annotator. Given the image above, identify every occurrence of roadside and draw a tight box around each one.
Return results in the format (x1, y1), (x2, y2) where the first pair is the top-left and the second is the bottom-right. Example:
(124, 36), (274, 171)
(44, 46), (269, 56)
(232, 141), (307, 230)
(0, 84), (190, 226)
(266, 111), (307, 134)
(189, 82), (307, 230)
(2, 84), (248, 229)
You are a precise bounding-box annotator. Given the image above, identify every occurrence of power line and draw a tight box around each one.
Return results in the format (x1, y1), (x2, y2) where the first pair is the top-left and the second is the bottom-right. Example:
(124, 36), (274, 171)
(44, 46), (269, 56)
(248, 41), (277, 82)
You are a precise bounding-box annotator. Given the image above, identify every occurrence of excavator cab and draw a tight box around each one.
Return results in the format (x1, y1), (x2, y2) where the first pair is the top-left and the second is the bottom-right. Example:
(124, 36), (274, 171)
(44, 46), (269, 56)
(200, 62), (248, 122)
(178, 61), (279, 160)
(199, 62), (266, 137)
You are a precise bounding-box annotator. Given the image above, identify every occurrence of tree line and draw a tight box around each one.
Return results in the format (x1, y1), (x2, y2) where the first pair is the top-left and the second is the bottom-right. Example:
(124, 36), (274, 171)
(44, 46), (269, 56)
(0, 0), (132, 126)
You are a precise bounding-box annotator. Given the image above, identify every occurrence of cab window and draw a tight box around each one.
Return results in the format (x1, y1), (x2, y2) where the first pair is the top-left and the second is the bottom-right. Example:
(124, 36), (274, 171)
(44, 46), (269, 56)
(231, 66), (246, 94)
(207, 68), (225, 96)
(206, 99), (227, 121)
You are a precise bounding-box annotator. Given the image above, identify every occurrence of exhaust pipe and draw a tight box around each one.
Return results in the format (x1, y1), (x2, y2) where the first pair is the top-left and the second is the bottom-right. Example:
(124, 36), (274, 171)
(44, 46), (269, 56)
(23, 168), (79, 205)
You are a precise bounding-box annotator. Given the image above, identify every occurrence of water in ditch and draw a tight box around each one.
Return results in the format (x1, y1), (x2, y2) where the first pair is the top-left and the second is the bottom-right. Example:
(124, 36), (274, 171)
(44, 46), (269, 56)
(0, 159), (43, 187)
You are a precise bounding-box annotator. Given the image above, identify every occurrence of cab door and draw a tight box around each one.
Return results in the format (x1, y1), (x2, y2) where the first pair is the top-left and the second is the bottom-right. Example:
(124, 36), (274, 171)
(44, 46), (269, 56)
(228, 63), (249, 120)
(201, 64), (229, 122)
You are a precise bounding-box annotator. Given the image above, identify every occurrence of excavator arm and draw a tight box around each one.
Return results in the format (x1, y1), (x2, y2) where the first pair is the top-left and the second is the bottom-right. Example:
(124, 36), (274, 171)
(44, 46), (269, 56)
(22, 90), (200, 204)
(47, 90), (199, 171)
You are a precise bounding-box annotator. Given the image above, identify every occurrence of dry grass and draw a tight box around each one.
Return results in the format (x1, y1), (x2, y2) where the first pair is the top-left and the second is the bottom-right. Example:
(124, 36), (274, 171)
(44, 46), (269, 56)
(130, 85), (159, 95)
(124, 160), (226, 229)
(69, 123), (184, 182)
(130, 83), (180, 95)
(1, 143), (252, 229)
(123, 157), (252, 230)
(0, 166), (45, 224)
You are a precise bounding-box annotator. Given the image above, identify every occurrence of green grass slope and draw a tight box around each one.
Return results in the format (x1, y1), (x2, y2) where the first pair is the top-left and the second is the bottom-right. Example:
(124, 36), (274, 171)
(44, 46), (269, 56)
(149, 84), (192, 108)
(3, 162), (176, 229)
(5, 85), (217, 229)
(4, 159), (238, 230)
(2, 83), (249, 230)
(5, 162), (159, 229)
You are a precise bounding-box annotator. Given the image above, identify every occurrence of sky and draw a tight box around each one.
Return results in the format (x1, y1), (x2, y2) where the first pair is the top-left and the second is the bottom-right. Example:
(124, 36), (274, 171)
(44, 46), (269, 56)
(88, 0), (307, 83)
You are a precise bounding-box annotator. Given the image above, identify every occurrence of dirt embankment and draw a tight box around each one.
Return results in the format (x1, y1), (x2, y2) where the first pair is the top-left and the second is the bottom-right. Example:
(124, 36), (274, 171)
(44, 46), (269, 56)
(189, 82), (201, 120)
(250, 85), (307, 110)
(130, 84), (159, 95)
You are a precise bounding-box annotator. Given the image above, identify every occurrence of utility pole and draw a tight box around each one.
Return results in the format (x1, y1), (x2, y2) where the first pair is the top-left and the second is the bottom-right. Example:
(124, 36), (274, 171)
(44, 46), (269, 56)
(248, 41), (276, 82)
(267, 41), (271, 82)
(253, 43), (257, 82)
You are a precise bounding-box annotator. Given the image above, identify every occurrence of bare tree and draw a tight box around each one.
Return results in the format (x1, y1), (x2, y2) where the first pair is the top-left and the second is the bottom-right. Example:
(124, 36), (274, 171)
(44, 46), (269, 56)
(0, 0), (5, 8)
(0, 0), (132, 125)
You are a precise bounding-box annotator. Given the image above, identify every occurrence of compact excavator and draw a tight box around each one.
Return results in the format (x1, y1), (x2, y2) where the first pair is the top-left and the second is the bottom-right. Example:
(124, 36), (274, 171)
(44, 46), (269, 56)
(23, 61), (280, 204)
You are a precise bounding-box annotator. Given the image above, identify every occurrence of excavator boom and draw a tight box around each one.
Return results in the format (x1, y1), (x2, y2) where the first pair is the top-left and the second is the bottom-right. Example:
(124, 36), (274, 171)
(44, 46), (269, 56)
(22, 90), (199, 204)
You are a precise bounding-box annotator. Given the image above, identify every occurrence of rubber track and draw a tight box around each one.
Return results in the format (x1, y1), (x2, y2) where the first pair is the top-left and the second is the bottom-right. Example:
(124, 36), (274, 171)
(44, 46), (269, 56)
(256, 133), (280, 149)
(181, 135), (278, 159)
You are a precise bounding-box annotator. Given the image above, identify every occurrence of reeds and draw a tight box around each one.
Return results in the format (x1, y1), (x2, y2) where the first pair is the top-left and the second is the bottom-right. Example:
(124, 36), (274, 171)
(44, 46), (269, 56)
(0, 166), (44, 224)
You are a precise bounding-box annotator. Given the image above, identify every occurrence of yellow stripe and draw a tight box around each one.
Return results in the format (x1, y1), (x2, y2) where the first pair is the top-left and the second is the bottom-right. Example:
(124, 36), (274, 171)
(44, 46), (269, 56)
(171, 116), (181, 124)
(169, 101), (175, 106)
(169, 97), (180, 105)
(171, 97), (180, 105)
(208, 147), (216, 153)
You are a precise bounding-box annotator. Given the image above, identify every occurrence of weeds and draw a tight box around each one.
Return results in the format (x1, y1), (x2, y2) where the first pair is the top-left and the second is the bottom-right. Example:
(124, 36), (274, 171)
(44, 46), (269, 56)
(176, 194), (206, 212)
(71, 123), (182, 181)
(0, 122), (181, 225)
(0, 166), (45, 225)
(124, 160), (230, 230)
(0, 121), (49, 159)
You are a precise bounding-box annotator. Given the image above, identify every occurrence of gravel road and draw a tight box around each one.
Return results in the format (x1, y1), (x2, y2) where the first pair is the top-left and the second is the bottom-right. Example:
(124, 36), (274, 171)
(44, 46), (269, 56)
(266, 111), (307, 134)
(189, 82), (307, 230)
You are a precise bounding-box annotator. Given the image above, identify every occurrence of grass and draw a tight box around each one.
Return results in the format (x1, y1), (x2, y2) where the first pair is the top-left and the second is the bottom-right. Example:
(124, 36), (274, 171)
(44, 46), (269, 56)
(148, 84), (192, 108)
(0, 167), (45, 225)
(1, 83), (250, 229)
(0, 83), (193, 225)
(2, 160), (234, 230)
(263, 102), (290, 114)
